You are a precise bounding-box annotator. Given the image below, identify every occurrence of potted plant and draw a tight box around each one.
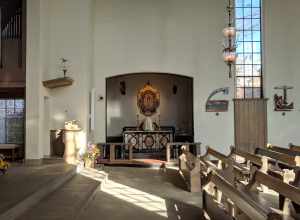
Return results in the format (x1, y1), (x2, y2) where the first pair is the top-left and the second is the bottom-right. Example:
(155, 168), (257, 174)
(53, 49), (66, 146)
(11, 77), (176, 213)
(0, 154), (9, 175)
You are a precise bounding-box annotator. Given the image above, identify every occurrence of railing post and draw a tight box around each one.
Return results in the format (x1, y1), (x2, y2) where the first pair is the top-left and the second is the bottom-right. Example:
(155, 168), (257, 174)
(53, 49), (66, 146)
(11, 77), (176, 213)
(109, 144), (115, 162)
(129, 144), (133, 161)
(166, 143), (170, 162)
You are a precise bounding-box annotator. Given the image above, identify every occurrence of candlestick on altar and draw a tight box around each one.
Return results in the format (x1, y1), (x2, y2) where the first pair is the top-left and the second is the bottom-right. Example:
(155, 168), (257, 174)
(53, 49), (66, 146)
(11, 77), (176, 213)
(158, 114), (161, 130)
(136, 114), (140, 130)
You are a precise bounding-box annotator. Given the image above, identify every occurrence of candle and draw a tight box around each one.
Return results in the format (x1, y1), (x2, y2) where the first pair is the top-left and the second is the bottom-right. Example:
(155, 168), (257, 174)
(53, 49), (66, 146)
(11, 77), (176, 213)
(158, 114), (161, 130)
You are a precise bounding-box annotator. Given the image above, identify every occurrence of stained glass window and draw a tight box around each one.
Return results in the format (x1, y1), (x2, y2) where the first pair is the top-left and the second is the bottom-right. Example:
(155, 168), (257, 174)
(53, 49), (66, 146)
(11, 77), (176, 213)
(235, 0), (263, 98)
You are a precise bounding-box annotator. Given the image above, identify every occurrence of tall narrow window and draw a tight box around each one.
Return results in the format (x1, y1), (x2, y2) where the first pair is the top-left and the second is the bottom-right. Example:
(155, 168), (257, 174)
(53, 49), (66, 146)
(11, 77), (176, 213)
(235, 0), (263, 98)
(0, 99), (24, 144)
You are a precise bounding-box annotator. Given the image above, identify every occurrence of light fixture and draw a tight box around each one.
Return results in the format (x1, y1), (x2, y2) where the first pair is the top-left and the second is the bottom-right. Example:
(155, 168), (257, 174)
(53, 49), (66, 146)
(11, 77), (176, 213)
(223, 0), (236, 78)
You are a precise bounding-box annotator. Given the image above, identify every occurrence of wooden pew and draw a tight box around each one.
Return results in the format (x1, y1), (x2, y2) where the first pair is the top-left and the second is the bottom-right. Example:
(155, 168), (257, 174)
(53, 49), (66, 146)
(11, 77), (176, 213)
(245, 168), (300, 218)
(230, 147), (300, 183)
(290, 144), (300, 153)
(202, 169), (283, 220)
(178, 146), (201, 193)
(201, 147), (300, 219)
(201, 146), (250, 185)
(230, 146), (300, 212)
(255, 147), (300, 168)
(200, 146), (254, 208)
(267, 144), (300, 157)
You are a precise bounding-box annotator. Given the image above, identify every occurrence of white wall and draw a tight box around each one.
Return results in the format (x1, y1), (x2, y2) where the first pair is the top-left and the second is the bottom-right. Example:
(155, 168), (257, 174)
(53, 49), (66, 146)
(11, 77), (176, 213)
(92, 0), (234, 153)
(26, 0), (94, 158)
(264, 0), (300, 147)
(26, 0), (43, 159)
(29, 0), (293, 159)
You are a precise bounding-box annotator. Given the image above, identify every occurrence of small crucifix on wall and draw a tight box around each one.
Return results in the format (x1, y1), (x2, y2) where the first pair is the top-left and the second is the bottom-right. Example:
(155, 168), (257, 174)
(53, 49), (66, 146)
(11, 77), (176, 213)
(274, 85), (294, 111)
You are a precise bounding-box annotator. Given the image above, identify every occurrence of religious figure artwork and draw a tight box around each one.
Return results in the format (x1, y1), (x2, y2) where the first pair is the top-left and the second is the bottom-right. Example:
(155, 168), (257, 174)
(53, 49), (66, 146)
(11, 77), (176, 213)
(137, 82), (160, 116)
(274, 86), (294, 111)
(206, 87), (229, 112)
(143, 117), (154, 131)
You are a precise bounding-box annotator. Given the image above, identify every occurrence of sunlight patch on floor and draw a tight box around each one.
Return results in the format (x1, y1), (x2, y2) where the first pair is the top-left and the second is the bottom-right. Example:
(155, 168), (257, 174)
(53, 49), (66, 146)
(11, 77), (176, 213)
(78, 167), (108, 183)
(102, 179), (168, 218)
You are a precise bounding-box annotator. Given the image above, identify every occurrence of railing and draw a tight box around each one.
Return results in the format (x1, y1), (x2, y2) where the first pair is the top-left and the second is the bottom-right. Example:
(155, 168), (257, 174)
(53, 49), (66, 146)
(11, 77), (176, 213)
(97, 143), (133, 162)
(97, 142), (201, 163)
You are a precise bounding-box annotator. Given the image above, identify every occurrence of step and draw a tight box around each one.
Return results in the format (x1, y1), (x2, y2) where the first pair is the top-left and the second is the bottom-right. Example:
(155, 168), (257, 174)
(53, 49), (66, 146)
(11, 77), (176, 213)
(17, 169), (103, 220)
(0, 163), (76, 220)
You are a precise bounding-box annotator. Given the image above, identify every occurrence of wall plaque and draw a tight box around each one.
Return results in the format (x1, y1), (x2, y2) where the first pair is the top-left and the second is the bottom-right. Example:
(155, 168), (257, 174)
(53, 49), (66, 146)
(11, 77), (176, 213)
(206, 87), (229, 112)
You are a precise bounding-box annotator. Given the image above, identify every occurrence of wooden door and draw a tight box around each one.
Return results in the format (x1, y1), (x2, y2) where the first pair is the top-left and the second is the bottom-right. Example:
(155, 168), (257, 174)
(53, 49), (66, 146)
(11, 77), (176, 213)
(234, 99), (268, 153)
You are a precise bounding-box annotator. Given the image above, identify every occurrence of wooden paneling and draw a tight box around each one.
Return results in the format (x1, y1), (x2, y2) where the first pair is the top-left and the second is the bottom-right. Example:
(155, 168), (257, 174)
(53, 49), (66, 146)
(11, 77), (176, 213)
(234, 99), (268, 153)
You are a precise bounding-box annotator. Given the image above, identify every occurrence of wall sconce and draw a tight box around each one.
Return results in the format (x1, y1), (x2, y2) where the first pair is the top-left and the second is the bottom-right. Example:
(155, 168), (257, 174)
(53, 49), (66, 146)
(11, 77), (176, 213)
(223, 0), (237, 78)
(120, 81), (126, 95)
(172, 85), (178, 95)
(97, 95), (104, 101)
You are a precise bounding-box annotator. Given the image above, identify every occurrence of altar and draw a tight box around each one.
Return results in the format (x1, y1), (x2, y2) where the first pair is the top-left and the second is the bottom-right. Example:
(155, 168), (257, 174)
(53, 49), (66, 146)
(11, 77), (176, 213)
(123, 129), (174, 153)
(121, 82), (176, 156)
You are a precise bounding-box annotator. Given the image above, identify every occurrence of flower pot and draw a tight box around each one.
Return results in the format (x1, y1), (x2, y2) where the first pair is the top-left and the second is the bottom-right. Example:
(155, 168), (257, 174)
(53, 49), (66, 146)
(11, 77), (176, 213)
(85, 158), (95, 168)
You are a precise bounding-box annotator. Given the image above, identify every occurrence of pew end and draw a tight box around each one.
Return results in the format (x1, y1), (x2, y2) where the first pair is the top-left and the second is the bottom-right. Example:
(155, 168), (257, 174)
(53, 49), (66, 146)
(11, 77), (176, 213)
(178, 148), (201, 193)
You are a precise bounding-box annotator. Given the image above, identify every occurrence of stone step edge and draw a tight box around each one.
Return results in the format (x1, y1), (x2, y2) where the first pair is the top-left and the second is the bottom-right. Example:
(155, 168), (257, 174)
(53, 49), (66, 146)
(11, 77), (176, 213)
(75, 170), (109, 219)
(0, 166), (77, 220)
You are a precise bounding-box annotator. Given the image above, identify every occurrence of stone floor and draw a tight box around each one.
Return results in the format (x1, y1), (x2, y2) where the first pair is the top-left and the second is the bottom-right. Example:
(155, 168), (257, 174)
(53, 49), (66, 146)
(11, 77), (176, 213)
(0, 164), (203, 220)
(79, 166), (204, 220)
(17, 174), (100, 220)
(0, 163), (75, 217)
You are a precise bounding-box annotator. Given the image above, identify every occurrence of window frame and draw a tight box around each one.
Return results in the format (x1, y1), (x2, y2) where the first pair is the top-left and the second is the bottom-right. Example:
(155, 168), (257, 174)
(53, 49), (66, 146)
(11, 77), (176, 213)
(0, 99), (25, 144)
(234, 0), (264, 99)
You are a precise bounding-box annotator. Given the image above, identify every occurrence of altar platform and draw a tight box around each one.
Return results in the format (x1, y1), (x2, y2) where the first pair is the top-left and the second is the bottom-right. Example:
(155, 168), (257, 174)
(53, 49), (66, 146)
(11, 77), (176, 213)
(0, 160), (109, 220)
(98, 159), (171, 168)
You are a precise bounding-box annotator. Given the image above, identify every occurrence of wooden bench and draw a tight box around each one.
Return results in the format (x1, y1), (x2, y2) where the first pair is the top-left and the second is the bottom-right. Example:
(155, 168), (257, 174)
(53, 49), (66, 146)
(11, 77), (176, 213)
(230, 146), (300, 212)
(244, 168), (300, 218)
(255, 147), (300, 168)
(201, 147), (299, 219)
(0, 144), (21, 161)
(230, 147), (300, 182)
(202, 169), (283, 220)
(289, 144), (300, 153)
(268, 144), (300, 157)
(178, 147), (201, 192)
(201, 146), (250, 185)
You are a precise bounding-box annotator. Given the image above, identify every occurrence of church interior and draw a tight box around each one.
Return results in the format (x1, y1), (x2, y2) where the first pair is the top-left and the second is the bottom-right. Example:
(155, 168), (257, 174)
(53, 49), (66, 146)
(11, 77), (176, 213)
(0, 0), (300, 219)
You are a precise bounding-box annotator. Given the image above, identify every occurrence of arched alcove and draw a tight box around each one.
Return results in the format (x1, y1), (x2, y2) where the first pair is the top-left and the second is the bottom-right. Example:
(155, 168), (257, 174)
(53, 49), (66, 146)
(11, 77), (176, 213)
(106, 72), (194, 143)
